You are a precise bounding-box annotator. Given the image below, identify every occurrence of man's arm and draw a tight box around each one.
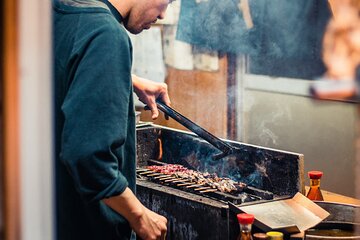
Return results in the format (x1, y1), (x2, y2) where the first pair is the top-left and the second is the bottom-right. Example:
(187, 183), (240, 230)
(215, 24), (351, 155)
(103, 187), (167, 240)
(132, 74), (171, 119)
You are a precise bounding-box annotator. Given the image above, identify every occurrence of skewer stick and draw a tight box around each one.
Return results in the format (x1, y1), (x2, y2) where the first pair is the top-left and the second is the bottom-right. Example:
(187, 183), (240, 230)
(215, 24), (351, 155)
(149, 173), (164, 177)
(158, 176), (175, 181)
(153, 175), (169, 179)
(136, 168), (151, 172)
(139, 171), (155, 175)
(177, 182), (195, 186)
(200, 189), (218, 193)
(171, 179), (188, 183)
(164, 178), (183, 183)
(194, 187), (211, 191)
(186, 184), (205, 188)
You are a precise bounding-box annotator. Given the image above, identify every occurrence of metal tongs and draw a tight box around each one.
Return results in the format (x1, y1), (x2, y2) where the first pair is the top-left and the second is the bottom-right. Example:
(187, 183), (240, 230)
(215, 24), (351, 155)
(155, 100), (242, 161)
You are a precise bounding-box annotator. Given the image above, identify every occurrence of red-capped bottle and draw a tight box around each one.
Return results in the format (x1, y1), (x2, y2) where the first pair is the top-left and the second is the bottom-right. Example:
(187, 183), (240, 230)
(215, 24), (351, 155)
(237, 213), (254, 240)
(306, 171), (324, 201)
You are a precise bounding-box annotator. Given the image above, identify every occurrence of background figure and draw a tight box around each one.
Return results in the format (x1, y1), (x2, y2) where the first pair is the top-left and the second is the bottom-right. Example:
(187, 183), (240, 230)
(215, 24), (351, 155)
(312, 0), (360, 99)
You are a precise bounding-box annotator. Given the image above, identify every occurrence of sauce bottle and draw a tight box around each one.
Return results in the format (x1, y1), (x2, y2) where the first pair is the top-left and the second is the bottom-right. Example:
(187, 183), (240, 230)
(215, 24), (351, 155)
(266, 231), (284, 240)
(306, 170), (324, 201)
(252, 232), (267, 240)
(237, 213), (254, 240)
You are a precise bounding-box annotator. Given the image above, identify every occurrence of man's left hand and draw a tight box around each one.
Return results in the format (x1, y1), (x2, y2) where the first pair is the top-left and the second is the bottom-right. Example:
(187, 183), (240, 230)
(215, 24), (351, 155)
(132, 75), (171, 119)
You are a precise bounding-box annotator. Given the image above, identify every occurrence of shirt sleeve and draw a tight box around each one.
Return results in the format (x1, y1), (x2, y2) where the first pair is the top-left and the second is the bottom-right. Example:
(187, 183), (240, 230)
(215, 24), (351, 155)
(60, 18), (133, 203)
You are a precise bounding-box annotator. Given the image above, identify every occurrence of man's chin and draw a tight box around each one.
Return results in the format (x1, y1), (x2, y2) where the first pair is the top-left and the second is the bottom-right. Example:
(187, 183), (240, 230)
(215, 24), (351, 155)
(128, 28), (143, 35)
(123, 22), (142, 34)
(132, 28), (150, 34)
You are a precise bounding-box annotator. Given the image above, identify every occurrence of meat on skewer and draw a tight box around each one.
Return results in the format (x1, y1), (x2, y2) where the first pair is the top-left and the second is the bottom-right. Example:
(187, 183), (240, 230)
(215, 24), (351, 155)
(146, 164), (246, 193)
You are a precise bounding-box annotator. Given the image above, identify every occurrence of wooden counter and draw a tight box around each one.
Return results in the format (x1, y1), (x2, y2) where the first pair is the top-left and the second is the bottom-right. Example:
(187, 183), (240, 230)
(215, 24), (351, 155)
(305, 186), (360, 206)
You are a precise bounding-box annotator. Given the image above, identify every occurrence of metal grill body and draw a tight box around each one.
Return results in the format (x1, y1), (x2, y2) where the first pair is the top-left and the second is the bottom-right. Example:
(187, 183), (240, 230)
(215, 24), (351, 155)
(136, 125), (304, 239)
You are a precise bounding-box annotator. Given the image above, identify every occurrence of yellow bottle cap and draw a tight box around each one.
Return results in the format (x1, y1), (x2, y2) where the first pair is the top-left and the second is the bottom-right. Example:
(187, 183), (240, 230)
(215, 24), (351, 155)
(266, 231), (283, 239)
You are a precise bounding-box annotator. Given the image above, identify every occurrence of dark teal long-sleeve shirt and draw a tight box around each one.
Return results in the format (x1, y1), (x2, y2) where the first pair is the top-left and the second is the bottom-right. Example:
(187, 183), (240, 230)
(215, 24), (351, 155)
(53, 0), (136, 239)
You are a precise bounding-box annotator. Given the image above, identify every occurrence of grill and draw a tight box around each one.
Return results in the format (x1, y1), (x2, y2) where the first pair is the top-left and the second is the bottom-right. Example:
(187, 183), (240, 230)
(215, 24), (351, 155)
(136, 125), (304, 239)
(136, 160), (273, 205)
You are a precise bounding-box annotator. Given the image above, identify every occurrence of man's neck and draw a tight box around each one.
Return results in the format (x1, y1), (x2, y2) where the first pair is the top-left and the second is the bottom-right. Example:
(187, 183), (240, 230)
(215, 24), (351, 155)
(108, 0), (131, 18)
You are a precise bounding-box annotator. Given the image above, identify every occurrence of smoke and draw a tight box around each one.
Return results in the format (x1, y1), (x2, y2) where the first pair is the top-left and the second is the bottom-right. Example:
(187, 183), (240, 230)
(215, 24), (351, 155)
(257, 103), (292, 147)
(242, 93), (255, 113)
(177, 1), (330, 57)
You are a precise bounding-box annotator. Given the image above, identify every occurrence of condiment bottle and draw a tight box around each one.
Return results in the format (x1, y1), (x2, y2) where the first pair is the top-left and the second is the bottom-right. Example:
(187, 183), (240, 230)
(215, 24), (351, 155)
(306, 170), (324, 201)
(252, 232), (267, 240)
(266, 231), (284, 240)
(237, 213), (255, 240)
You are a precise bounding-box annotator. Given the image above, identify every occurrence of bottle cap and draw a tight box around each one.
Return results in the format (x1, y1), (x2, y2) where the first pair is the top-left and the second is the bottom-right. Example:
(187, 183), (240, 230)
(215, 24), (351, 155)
(237, 213), (254, 224)
(308, 171), (323, 179)
(266, 231), (284, 239)
(253, 232), (267, 239)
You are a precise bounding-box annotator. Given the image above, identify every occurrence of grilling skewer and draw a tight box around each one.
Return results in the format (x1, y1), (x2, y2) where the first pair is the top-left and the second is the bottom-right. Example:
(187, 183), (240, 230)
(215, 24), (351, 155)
(177, 182), (196, 186)
(158, 176), (176, 181)
(141, 168), (203, 185)
(173, 179), (190, 183)
(165, 179), (183, 183)
(153, 174), (169, 179)
(139, 171), (155, 175)
(153, 175), (170, 179)
(139, 169), (195, 184)
(139, 169), (240, 199)
(149, 173), (165, 177)
(194, 186), (212, 191)
(186, 184), (205, 189)
(136, 168), (152, 172)
(144, 164), (247, 193)
(164, 178), (187, 183)
(200, 189), (218, 193)
(137, 165), (273, 203)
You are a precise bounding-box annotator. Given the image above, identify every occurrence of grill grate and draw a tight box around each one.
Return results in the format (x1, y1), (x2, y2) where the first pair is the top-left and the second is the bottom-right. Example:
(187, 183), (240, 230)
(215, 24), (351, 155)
(136, 166), (274, 204)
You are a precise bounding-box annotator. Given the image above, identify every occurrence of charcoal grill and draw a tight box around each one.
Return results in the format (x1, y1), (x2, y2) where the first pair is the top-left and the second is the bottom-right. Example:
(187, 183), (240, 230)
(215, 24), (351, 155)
(136, 160), (273, 205)
(136, 125), (304, 239)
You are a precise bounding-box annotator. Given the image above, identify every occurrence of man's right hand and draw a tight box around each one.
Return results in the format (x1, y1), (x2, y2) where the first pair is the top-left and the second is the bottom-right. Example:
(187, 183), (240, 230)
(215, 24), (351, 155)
(102, 187), (167, 240)
(131, 207), (167, 240)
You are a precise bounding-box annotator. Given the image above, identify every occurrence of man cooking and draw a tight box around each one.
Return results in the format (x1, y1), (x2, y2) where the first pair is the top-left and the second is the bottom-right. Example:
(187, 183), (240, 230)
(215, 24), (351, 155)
(53, 0), (172, 239)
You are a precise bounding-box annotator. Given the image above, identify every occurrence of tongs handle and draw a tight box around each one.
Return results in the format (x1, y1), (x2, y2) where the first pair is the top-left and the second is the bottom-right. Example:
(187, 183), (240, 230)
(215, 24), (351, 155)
(156, 100), (234, 158)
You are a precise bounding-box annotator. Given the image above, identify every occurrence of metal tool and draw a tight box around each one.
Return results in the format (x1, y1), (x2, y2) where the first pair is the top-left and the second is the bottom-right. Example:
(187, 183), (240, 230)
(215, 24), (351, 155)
(154, 100), (244, 160)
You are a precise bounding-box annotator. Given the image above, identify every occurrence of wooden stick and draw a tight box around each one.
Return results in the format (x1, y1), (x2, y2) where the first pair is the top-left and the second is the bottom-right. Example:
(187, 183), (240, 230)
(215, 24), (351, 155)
(164, 178), (183, 183)
(186, 184), (205, 189)
(158, 176), (175, 181)
(152, 175), (168, 179)
(139, 171), (154, 175)
(149, 173), (164, 177)
(171, 179), (188, 183)
(200, 189), (218, 193)
(136, 168), (151, 172)
(194, 187), (211, 191)
(177, 182), (195, 186)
